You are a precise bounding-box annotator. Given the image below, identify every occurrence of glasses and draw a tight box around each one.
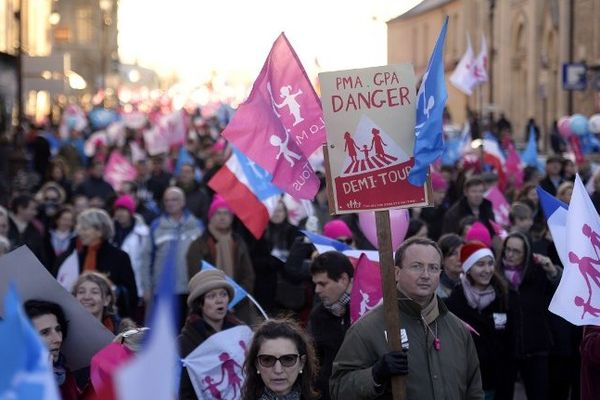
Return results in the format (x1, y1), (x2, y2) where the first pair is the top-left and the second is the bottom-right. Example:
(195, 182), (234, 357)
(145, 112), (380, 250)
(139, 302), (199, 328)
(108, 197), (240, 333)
(257, 353), (300, 368)
(406, 263), (441, 275)
(120, 327), (149, 344)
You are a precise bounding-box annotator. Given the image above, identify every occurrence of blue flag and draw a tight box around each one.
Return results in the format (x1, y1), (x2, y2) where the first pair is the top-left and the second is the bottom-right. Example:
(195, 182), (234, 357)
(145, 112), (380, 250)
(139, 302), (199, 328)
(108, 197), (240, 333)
(408, 17), (449, 186)
(201, 261), (248, 308)
(521, 125), (539, 168)
(301, 230), (352, 253)
(0, 285), (60, 399)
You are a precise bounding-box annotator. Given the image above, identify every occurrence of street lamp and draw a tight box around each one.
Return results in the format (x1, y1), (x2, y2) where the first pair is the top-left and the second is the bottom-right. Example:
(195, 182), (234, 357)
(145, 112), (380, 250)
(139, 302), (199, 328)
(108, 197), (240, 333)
(99, 0), (113, 92)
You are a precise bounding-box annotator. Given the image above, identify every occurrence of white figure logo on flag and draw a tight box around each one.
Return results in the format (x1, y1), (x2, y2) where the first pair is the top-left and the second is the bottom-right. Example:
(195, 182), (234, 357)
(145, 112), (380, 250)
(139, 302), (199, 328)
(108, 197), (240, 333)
(270, 129), (301, 166)
(359, 289), (380, 316)
(570, 223), (600, 318)
(267, 83), (304, 126)
(415, 69), (435, 136)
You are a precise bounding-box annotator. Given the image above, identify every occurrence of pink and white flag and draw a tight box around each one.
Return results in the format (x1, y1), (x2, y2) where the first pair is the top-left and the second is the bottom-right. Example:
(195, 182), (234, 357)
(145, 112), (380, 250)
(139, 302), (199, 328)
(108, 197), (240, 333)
(221, 33), (325, 200)
(449, 35), (477, 95)
(350, 253), (383, 323)
(473, 33), (488, 85)
(550, 175), (600, 325)
(105, 151), (138, 192)
(485, 186), (510, 227)
(143, 125), (170, 156)
(56, 250), (79, 293)
(182, 325), (253, 400)
(158, 109), (187, 147)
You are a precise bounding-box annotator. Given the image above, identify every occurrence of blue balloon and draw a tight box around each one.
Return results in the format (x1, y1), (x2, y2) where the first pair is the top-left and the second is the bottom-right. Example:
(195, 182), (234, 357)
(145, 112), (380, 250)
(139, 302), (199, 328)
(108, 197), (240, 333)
(570, 114), (589, 136)
(88, 108), (117, 130)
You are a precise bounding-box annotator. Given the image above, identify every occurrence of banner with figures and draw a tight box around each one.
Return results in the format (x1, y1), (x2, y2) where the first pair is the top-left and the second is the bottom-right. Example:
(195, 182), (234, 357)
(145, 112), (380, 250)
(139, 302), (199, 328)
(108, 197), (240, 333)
(183, 326), (253, 400)
(319, 64), (431, 213)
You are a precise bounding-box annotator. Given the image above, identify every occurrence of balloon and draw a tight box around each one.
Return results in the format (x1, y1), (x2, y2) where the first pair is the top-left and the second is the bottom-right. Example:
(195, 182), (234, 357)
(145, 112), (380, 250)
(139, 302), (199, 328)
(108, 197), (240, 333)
(558, 116), (573, 139)
(570, 114), (589, 136)
(358, 209), (409, 251)
(588, 114), (600, 134)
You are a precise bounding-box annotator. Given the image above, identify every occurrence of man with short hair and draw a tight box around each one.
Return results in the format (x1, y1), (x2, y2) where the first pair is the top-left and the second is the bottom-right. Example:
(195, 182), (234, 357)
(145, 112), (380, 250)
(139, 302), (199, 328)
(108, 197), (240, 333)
(8, 194), (47, 266)
(442, 175), (496, 237)
(509, 202), (534, 234)
(539, 155), (564, 196)
(308, 251), (354, 400)
(330, 237), (483, 400)
(146, 186), (204, 320)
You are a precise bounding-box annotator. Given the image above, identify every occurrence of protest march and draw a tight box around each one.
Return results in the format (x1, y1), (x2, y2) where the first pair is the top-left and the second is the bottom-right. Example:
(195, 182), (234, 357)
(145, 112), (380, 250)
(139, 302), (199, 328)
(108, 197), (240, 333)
(2, 8), (600, 400)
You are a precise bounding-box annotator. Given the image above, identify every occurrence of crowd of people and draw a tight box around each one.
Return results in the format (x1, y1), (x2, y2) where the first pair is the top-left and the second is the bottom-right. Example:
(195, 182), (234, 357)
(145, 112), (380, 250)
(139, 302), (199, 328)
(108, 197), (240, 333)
(2, 106), (600, 400)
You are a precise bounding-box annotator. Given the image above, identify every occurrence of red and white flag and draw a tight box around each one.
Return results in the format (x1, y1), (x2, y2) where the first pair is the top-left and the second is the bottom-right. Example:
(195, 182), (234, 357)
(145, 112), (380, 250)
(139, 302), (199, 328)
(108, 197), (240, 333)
(450, 35), (478, 95)
(349, 253), (383, 323)
(221, 33), (325, 200)
(209, 147), (282, 239)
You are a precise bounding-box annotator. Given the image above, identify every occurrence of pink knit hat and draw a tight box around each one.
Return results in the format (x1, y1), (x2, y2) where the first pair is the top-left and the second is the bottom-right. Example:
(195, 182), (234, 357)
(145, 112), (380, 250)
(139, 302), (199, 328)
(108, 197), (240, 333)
(208, 195), (233, 220)
(323, 219), (353, 239)
(465, 221), (492, 247)
(431, 172), (448, 191)
(114, 195), (136, 215)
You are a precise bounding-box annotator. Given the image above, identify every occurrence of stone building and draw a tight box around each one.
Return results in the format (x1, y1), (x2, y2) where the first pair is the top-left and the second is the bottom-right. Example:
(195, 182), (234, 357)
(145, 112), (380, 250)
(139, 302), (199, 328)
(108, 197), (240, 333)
(388, 0), (600, 149)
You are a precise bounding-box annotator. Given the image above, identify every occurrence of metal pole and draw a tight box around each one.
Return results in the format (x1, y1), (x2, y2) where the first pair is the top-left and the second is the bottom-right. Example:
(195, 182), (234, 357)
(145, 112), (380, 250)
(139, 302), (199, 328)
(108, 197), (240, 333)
(488, 0), (495, 106)
(568, 0), (574, 114)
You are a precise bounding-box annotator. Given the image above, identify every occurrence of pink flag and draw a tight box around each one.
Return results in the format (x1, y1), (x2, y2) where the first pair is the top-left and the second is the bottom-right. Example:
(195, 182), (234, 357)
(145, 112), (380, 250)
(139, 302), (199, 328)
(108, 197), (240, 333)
(158, 109), (187, 147)
(221, 33), (325, 200)
(105, 151), (138, 192)
(350, 253), (382, 323)
(485, 186), (510, 227)
(143, 126), (169, 156)
(473, 33), (488, 85)
(504, 140), (524, 189)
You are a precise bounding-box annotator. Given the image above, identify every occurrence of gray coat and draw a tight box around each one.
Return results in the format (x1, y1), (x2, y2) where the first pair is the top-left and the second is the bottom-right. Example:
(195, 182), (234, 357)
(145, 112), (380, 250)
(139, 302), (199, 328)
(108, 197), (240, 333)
(147, 212), (204, 295)
(330, 295), (483, 400)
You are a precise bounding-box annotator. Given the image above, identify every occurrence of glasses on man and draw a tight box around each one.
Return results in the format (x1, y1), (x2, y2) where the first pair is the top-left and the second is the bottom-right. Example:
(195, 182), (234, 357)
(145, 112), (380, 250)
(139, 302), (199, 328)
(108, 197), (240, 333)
(257, 353), (300, 368)
(406, 263), (441, 275)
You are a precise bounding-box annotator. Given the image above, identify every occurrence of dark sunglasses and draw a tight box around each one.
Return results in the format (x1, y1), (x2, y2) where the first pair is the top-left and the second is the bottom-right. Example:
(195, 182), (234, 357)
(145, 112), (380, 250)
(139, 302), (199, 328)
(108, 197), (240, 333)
(337, 237), (353, 245)
(257, 353), (300, 368)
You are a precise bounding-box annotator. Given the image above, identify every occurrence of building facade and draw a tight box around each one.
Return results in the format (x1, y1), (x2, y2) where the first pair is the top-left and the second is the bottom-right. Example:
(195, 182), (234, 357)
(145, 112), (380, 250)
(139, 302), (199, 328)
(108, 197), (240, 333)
(388, 0), (600, 149)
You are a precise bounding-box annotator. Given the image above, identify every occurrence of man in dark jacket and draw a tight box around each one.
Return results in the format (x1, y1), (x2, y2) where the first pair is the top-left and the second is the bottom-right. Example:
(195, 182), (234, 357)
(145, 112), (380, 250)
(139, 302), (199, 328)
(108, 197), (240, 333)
(8, 194), (48, 267)
(76, 160), (115, 208)
(539, 155), (564, 196)
(308, 251), (353, 400)
(442, 175), (496, 237)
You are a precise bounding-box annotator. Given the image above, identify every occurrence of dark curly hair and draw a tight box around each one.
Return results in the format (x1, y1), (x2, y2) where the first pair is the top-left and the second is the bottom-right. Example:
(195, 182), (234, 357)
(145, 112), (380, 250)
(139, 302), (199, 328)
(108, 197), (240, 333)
(242, 318), (319, 400)
(24, 299), (69, 340)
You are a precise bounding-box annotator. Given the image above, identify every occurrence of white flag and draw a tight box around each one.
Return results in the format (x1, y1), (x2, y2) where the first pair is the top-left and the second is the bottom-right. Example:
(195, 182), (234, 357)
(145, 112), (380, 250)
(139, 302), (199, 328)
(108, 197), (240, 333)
(449, 35), (477, 95)
(56, 250), (79, 293)
(473, 33), (488, 84)
(549, 175), (600, 325)
(182, 325), (253, 400)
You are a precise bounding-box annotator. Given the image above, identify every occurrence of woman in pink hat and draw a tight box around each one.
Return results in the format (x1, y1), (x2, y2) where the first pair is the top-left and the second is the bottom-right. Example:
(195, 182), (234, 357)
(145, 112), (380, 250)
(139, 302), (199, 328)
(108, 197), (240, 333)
(445, 240), (514, 400)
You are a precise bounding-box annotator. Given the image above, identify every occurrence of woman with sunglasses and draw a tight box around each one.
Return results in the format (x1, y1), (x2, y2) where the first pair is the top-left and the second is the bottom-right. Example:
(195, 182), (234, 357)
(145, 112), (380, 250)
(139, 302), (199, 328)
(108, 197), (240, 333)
(178, 268), (243, 400)
(242, 318), (319, 400)
(497, 231), (561, 400)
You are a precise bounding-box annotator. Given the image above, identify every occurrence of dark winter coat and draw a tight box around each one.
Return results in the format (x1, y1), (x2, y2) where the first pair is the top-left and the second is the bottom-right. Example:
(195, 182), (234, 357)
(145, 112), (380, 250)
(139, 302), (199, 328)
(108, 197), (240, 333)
(442, 197), (496, 237)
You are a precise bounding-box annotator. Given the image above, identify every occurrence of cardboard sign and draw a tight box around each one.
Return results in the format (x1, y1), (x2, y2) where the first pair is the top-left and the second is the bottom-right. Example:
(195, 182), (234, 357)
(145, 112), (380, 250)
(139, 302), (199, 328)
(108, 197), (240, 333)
(0, 247), (114, 370)
(319, 65), (431, 214)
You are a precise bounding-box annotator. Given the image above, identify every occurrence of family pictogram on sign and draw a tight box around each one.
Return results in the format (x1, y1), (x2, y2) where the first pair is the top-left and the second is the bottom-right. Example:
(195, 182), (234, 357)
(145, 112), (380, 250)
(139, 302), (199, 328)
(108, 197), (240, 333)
(570, 223), (600, 319)
(341, 126), (404, 175)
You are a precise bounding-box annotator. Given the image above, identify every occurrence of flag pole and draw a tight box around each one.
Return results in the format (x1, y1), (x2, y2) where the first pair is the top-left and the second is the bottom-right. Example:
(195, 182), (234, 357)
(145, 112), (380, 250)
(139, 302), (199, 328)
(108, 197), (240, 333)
(375, 210), (406, 400)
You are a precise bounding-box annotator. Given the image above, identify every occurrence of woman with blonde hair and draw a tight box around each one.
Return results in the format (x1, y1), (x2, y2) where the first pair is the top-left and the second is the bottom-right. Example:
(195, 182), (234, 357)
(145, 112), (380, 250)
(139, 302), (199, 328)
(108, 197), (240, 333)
(72, 271), (122, 334)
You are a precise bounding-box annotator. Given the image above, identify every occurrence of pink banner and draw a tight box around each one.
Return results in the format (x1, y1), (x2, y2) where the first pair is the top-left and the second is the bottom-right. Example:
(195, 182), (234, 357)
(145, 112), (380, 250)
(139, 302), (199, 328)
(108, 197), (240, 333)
(349, 253), (382, 323)
(504, 140), (524, 189)
(143, 126), (169, 156)
(158, 109), (187, 147)
(222, 33), (325, 200)
(485, 186), (510, 227)
(105, 151), (137, 192)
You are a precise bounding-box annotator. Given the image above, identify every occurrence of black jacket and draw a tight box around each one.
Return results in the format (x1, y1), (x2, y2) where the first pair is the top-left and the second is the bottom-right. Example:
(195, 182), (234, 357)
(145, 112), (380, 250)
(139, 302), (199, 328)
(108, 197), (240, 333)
(8, 218), (48, 269)
(308, 302), (350, 400)
(445, 283), (514, 399)
(442, 197), (496, 236)
(56, 241), (138, 318)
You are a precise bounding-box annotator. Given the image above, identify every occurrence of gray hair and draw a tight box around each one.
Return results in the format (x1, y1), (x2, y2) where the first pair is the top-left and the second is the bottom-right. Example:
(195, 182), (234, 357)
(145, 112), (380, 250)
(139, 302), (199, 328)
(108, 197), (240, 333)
(0, 235), (10, 255)
(77, 208), (115, 240)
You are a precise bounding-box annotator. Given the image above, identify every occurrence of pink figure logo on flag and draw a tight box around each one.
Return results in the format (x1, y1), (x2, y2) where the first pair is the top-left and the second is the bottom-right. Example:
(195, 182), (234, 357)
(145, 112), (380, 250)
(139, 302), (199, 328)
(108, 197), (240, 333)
(341, 116), (407, 176)
(569, 223), (600, 318)
(199, 349), (245, 400)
